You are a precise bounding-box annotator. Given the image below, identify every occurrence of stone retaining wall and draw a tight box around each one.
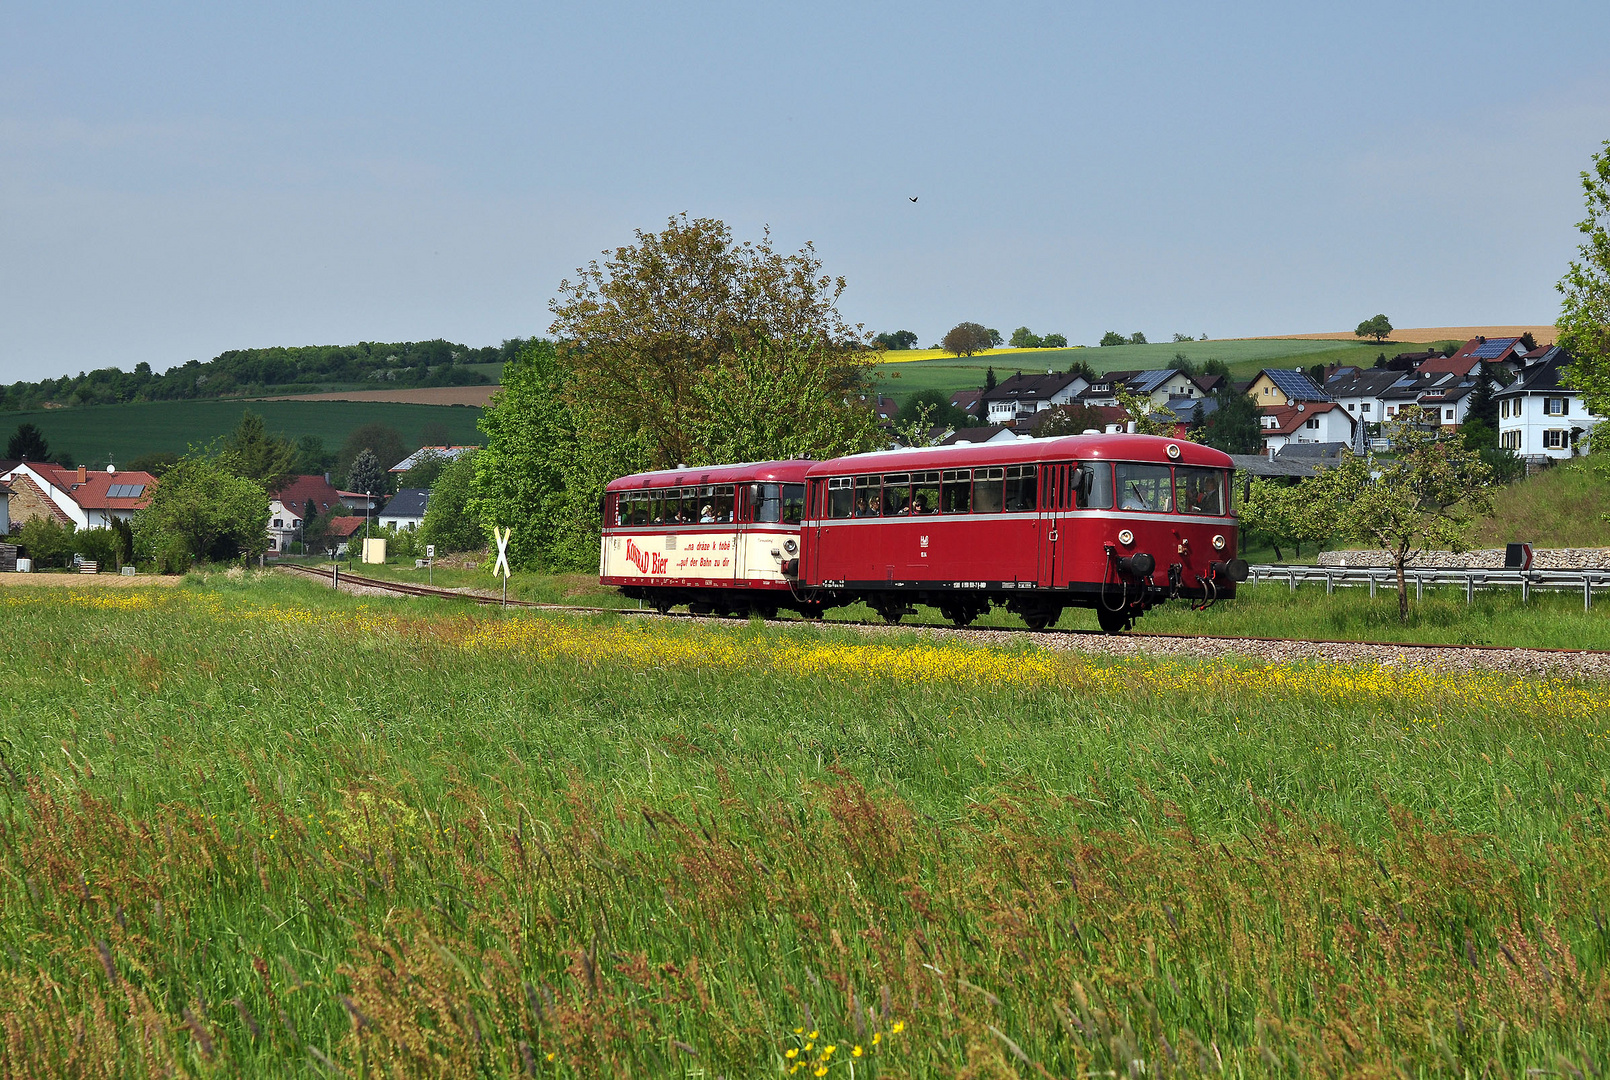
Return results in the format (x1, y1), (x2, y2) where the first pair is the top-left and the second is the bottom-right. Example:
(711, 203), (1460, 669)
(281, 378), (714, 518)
(1316, 548), (1610, 569)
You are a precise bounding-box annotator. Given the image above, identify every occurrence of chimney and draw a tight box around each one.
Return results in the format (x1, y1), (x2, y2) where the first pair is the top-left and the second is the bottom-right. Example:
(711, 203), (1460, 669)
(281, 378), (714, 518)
(76, 465), (87, 485)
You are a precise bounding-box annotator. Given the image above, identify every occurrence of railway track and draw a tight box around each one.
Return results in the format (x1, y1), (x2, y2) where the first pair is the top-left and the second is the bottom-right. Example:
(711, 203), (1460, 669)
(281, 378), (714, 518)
(274, 562), (1610, 660)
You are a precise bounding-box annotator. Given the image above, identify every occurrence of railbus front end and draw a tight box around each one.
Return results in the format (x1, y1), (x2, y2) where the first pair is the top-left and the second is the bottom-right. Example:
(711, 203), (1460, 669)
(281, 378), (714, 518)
(600, 460), (820, 618)
(796, 434), (1248, 631)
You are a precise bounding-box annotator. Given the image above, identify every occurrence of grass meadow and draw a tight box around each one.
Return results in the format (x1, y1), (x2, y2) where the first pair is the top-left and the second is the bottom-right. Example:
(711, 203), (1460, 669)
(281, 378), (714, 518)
(3, 399), (484, 466)
(3, 575), (1608, 1077)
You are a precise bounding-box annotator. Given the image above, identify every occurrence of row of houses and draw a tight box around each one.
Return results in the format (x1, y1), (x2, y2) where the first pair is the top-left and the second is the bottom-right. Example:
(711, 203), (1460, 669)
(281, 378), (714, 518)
(2, 444), (474, 557)
(939, 336), (1602, 461)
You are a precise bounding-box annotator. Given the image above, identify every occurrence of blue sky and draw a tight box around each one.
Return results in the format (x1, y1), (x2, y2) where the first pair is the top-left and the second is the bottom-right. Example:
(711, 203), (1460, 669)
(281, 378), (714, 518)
(3, 1), (1608, 382)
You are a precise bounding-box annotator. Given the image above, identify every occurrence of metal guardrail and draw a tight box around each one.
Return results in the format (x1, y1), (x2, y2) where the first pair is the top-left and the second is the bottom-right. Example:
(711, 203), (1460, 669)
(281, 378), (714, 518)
(1246, 563), (1610, 611)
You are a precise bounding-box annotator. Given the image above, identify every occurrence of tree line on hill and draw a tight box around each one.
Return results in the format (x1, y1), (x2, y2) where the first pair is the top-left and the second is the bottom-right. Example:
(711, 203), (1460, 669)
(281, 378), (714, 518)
(0, 337), (533, 413)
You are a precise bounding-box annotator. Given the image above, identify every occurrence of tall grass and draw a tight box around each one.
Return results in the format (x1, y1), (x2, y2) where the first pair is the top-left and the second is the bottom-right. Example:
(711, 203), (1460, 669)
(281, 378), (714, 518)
(3, 577), (1606, 1076)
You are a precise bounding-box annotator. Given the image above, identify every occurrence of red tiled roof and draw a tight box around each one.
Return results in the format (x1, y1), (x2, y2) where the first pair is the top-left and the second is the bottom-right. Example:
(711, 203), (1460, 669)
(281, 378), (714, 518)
(25, 465), (157, 510)
(272, 475), (345, 517)
(1259, 401), (1354, 436)
(1413, 354), (1480, 378)
(326, 516), (367, 538)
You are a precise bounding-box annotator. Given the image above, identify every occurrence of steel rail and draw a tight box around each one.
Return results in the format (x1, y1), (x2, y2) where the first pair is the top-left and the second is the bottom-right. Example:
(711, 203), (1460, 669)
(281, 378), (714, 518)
(273, 562), (1610, 658)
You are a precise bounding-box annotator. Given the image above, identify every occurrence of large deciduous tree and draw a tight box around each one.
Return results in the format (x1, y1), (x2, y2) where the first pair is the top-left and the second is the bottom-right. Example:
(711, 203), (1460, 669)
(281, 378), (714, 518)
(1303, 407), (1494, 621)
(1558, 139), (1610, 431)
(1355, 314), (1394, 343)
(941, 322), (993, 357)
(548, 214), (865, 469)
(420, 449), (481, 554)
(131, 458), (270, 565)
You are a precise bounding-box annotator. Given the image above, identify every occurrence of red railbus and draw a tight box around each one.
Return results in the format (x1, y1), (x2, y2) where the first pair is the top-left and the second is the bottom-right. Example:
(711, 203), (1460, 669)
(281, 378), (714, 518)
(793, 434), (1246, 631)
(600, 460), (822, 618)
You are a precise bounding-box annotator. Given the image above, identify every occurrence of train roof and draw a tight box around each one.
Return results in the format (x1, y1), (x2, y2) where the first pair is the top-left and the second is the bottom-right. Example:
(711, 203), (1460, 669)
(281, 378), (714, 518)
(804, 434), (1234, 477)
(606, 458), (817, 492)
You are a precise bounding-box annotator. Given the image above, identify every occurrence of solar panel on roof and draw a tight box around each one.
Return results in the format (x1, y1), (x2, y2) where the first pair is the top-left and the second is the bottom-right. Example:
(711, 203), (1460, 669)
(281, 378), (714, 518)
(1472, 338), (1517, 359)
(106, 483), (146, 499)
(1266, 369), (1330, 401)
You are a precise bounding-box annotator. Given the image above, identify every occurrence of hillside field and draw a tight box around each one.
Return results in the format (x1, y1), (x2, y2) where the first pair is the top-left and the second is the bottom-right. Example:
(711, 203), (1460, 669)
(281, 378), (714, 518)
(1, 576), (1605, 1076)
(1470, 457), (1610, 548)
(873, 338), (1458, 405)
(2, 398), (484, 465)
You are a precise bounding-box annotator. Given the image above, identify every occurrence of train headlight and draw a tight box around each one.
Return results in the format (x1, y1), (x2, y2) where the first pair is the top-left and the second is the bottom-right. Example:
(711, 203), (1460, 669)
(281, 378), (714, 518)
(783, 539), (798, 555)
(1166, 443), (1181, 459)
(1117, 529), (1134, 546)
(1212, 534), (1226, 550)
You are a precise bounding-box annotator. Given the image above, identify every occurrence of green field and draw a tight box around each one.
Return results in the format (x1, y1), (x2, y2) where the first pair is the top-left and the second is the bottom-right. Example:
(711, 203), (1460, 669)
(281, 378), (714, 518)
(2, 398), (484, 466)
(3, 575), (1605, 1076)
(874, 338), (1458, 406)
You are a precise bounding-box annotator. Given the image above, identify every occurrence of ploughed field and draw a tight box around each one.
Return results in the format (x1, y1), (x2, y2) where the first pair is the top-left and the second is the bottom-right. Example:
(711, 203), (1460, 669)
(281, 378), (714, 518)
(4, 577), (1608, 1077)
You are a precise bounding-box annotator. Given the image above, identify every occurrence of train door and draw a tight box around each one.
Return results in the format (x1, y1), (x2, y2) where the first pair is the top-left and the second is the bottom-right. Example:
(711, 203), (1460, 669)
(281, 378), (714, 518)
(1037, 463), (1069, 586)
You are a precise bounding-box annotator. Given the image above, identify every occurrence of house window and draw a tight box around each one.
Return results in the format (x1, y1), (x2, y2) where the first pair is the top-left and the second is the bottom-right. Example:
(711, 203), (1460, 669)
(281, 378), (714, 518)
(1306, 417), (1320, 429)
(1546, 398), (1567, 416)
(1361, 402), (1371, 414)
(1445, 409), (1455, 421)
(1544, 430), (1566, 449)
(273, 518), (283, 528)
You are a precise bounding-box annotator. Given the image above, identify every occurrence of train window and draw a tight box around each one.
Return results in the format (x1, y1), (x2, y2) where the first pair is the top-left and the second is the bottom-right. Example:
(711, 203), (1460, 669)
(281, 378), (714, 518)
(828, 477), (854, 519)
(853, 476), (880, 516)
(911, 471), (940, 515)
(1115, 463), (1173, 512)
(649, 490), (669, 524)
(680, 488), (701, 524)
(781, 484), (806, 524)
(1075, 463), (1114, 509)
(974, 467), (1005, 513)
(1175, 467), (1224, 515)
(712, 484), (734, 523)
(941, 469), (972, 513)
(881, 473), (911, 516)
(750, 483), (781, 523)
(1004, 465), (1037, 512)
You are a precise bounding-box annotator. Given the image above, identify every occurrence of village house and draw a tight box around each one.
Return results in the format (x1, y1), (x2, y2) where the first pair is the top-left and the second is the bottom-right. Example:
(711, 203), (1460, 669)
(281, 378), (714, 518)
(388, 445), (478, 474)
(1080, 369), (1200, 410)
(1245, 369), (1330, 408)
(949, 389), (983, 419)
(0, 463), (157, 530)
(379, 489), (430, 531)
(267, 474), (347, 554)
(1445, 335), (1530, 375)
(1257, 401), (1357, 454)
(324, 517), (367, 555)
(1495, 347), (1603, 459)
(981, 370), (1090, 425)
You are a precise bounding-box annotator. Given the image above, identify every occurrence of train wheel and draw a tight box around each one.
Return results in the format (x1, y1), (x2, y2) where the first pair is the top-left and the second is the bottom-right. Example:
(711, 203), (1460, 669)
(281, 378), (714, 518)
(871, 600), (904, 625)
(688, 601), (715, 617)
(653, 600), (673, 616)
(1022, 605), (1062, 632)
(940, 603), (975, 628)
(1096, 605), (1132, 634)
(799, 604), (825, 621)
(752, 604), (779, 621)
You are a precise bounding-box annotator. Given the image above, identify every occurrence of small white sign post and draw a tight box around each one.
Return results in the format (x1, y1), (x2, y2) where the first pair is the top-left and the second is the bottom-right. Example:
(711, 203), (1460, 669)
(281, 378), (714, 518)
(492, 527), (512, 607)
(426, 544), (435, 586)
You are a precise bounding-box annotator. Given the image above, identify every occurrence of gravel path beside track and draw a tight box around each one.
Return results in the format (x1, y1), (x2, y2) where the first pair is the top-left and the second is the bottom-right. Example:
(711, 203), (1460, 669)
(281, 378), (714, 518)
(276, 565), (1610, 679)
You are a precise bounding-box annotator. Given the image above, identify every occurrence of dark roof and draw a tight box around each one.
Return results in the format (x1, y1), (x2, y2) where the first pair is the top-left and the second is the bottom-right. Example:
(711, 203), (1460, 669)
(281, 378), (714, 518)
(1328, 370), (1405, 398)
(981, 370), (1084, 404)
(1274, 441), (1349, 459)
(1494, 348), (1576, 397)
(939, 425), (1016, 445)
(1258, 369), (1330, 402)
(380, 489), (431, 519)
(1164, 395), (1219, 423)
(1227, 454), (1335, 478)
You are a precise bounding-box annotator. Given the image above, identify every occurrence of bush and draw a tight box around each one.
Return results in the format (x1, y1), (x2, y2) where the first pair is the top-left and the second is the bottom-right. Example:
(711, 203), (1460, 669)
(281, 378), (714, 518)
(73, 527), (125, 569)
(17, 518), (76, 568)
(1479, 447), (1527, 484)
(154, 534), (192, 575)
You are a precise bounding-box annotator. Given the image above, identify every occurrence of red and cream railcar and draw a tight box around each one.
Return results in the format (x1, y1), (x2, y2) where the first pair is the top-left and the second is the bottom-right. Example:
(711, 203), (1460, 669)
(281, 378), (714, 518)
(600, 460), (821, 618)
(794, 434), (1248, 631)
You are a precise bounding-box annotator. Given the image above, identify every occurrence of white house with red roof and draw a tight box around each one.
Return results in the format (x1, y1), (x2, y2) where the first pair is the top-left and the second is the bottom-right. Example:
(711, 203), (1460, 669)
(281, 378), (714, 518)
(1257, 402), (1357, 454)
(268, 474), (348, 553)
(0, 463), (157, 530)
(1443, 336), (1529, 375)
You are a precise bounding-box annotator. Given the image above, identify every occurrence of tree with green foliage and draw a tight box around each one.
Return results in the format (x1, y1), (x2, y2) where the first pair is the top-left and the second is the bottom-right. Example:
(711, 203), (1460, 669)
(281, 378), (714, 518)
(1201, 358), (1231, 379)
(1099, 332), (1127, 347)
(941, 322), (993, 357)
(1303, 406), (1494, 620)
(217, 410), (297, 490)
(1067, 359), (1097, 382)
(131, 457), (270, 566)
(125, 451), (180, 477)
(337, 424), (409, 487)
(420, 450), (482, 554)
(1237, 476), (1328, 562)
(549, 214), (863, 469)
(292, 435), (333, 476)
(398, 449), (450, 492)
(984, 367), (997, 391)
(346, 449), (385, 504)
(1558, 139), (1610, 437)
(16, 518), (75, 568)
(987, 328), (1003, 348)
(690, 337), (883, 463)
(471, 341), (651, 572)
(1009, 327), (1042, 349)
(1464, 361), (1499, 430)
(1307, 363), (1326, 389)
(7, 422), (49, 461)
(1035, 403), (1109, 437)
(1197, 387), (1263, 454)
(1114, 389), (1184, 437)
(1355, 314), (1394, 343)
(1172, 333), (1194, 343)
(874, 330), (918, 351)
(1128, 332), (1148, 345)
(1040, 332), (1067, 348)
(1171, 353), (1198, 378)
(894, 389), (970, 440)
